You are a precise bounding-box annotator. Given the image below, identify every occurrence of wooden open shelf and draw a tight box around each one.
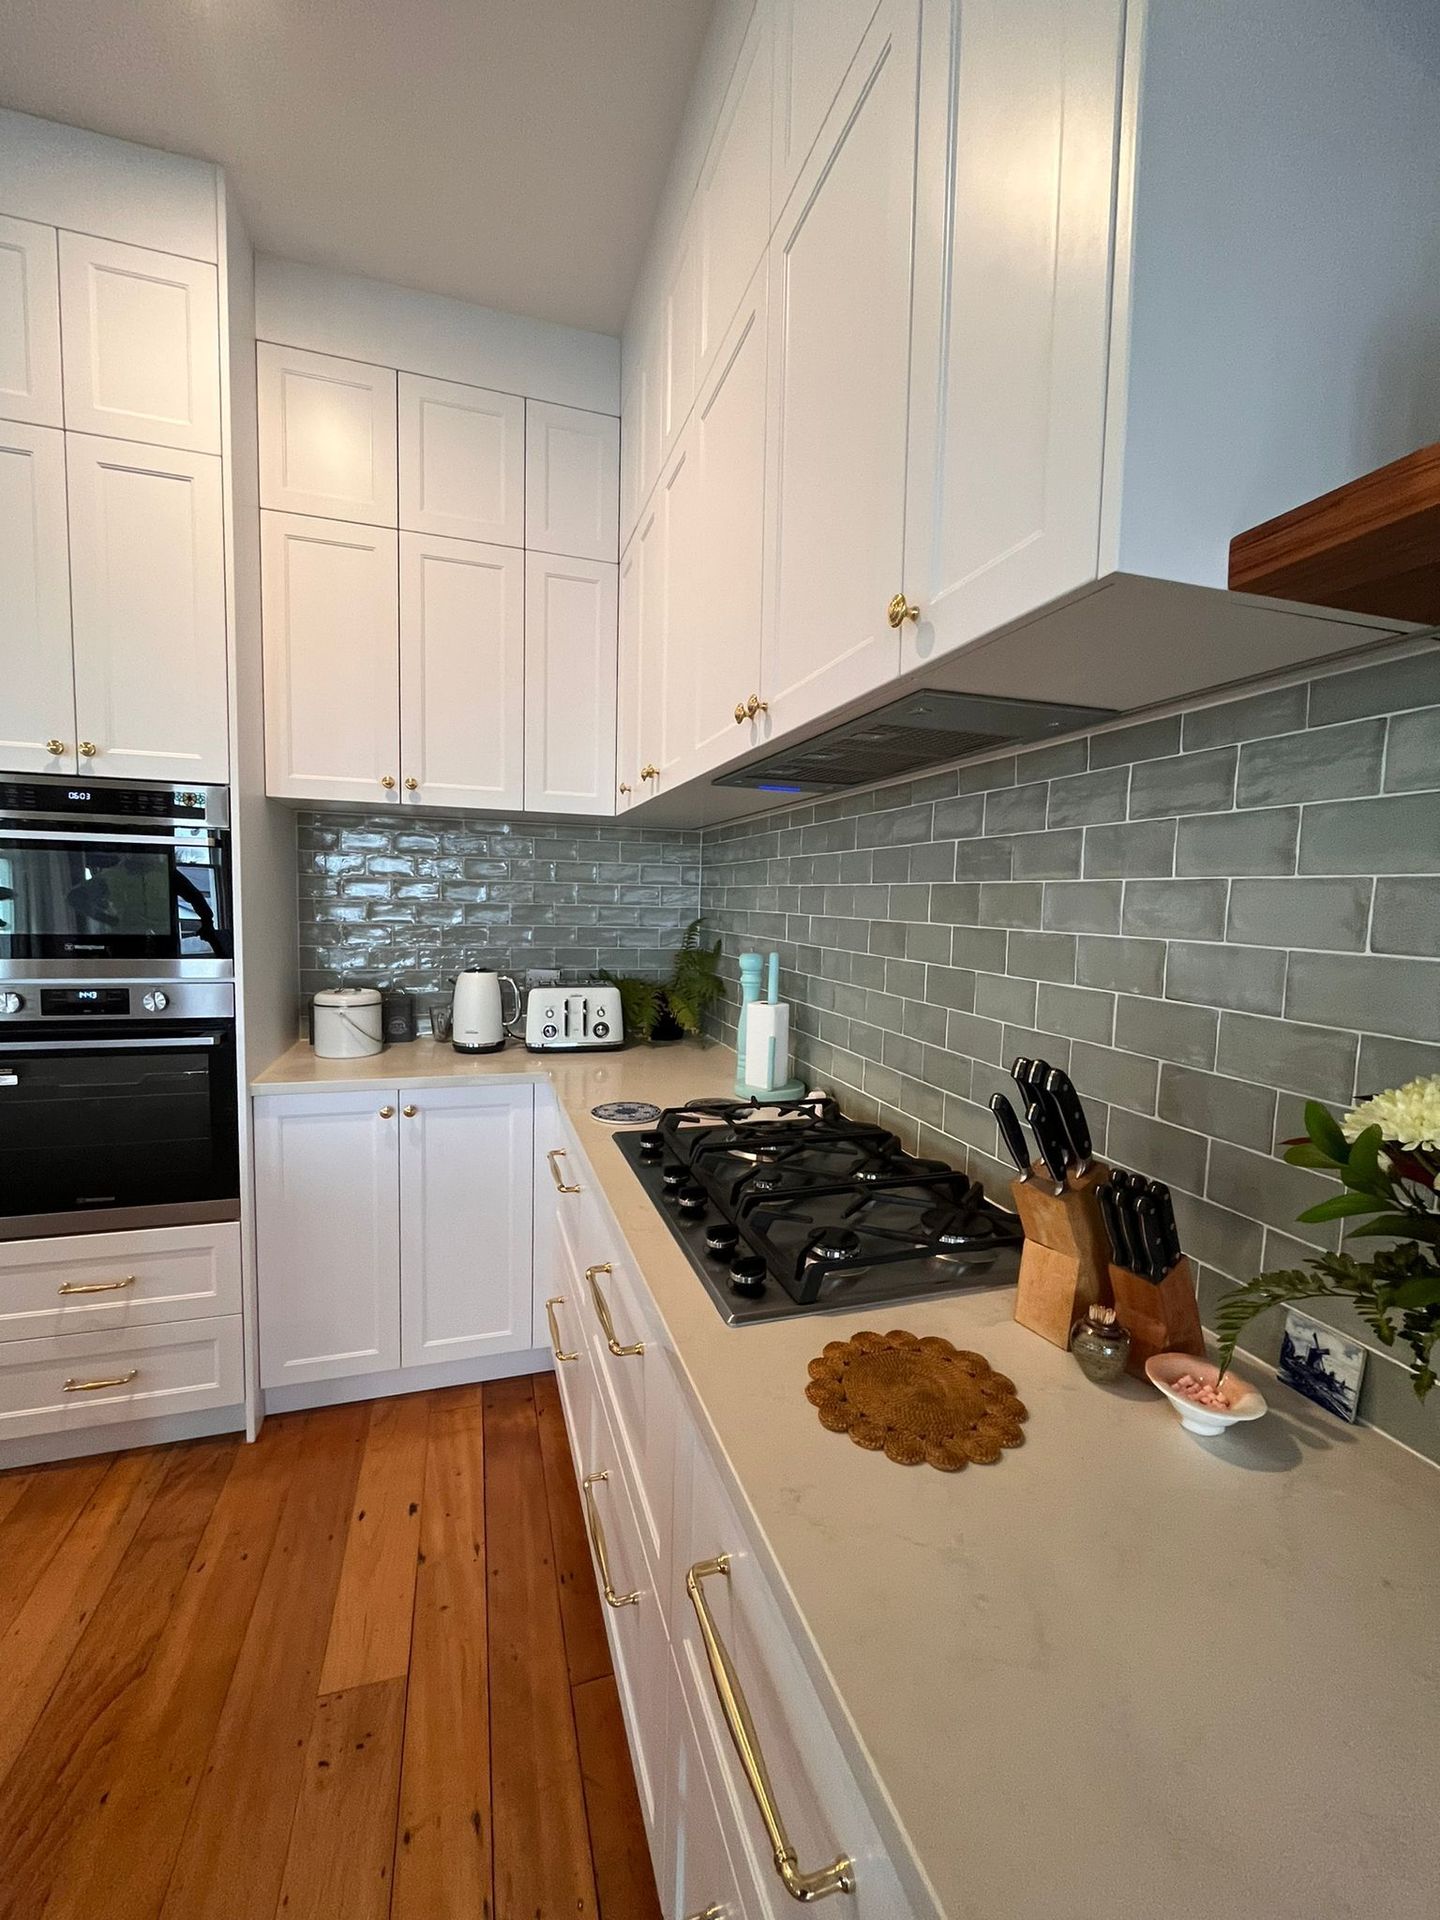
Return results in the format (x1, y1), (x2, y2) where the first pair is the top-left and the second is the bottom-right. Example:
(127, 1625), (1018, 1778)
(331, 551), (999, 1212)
(1229, 440), (1440, 623)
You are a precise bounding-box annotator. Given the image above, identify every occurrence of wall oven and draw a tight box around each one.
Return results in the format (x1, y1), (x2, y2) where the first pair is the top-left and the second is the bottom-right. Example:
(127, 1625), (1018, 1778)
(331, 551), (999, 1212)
(0, 983), (239, 1241)
(0, 775), (232, 981)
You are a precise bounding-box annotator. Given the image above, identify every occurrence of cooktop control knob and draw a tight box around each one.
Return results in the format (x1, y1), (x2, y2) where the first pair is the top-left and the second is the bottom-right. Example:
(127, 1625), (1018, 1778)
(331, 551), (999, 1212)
(676, 1183), (707, 1217)
(704, 1223), (739, 1259)
(141, 990), (169, 1013)
(637, 1131), (665, 1159)
(0, 991), (23, 1015)
(728, 1253), (768, 1298)
(660, 1161), (688, 1192)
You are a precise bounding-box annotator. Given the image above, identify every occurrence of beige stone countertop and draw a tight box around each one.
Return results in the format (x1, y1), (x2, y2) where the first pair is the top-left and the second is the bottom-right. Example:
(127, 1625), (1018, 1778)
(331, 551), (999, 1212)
(254, 1036), (1439, 1920)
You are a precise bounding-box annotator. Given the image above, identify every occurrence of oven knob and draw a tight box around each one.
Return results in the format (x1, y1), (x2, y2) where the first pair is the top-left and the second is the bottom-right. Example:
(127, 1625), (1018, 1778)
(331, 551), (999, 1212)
(728, 1253), (768, 1298)
(0, 991), (23, 1015)
(142, 990), (169, 1013)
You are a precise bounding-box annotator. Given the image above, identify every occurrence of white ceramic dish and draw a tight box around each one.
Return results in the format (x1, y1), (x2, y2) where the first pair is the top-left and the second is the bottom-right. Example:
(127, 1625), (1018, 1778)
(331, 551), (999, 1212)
(1145, 1352), (1268, 1436)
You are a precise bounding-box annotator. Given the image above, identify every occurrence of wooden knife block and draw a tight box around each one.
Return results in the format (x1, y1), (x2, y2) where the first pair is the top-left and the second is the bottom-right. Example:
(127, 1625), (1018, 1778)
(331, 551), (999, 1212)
(1009, 1163), (1113, 1348)
(1108, 1258), (1205, 1374)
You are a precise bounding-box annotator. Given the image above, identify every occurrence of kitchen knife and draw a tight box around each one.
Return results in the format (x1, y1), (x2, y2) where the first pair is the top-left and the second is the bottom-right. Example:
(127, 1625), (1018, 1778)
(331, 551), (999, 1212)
(1133, 1193), (1170, 1283)
(988, 1093), (1036, 1184)
(1024, 1097), (1070, 1190)
(1144, 1179), (1184, 1271)
(1111, 1180), (1147, 1273)
(1042, 1066), (1094, 1175)
(1097, 1181), (1130, 1270)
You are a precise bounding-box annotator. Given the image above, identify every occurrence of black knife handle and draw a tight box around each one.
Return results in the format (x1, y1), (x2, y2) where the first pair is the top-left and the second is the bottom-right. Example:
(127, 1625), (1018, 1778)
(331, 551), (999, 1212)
(1144, 1180), (1184, 1269)
(1043, 1067), (1093, 1172)
(1111, 1183), (1144, 1271)
(1025, 1099), (1069, 1188)
(1133, 1194), (1171, 1283)
(988, 1093), (1033, 1180)
(1097, 1182), (1128, 1269)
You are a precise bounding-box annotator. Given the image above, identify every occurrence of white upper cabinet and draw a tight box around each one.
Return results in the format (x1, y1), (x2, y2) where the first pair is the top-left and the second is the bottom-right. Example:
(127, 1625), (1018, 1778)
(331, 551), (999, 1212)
(399, 531), (524, 812)
(686, 262), (767, 781)
(0, 214), (62, 428)
(616, 536), (644, 809)
(257, 342), (398, 525)
(695, 3), (772, 385)
(651, 429), (702, 790)
(397, 372), (525, 546)
(66, 435), (228, 782)
(771, 0), (882, 211)
(901, 0), (1125, 671)
(255, 1090), (402, 1390)
(0, 422), (74, 774)
(761, 0), (918, 737)
(524, 399), (619, 561)
(523, 551), (618, 814)
(262, 509), (399, 804)
(58, 233), (220, 454)
(660, 219), (700, 458)
(399, 1085), (534, 1369)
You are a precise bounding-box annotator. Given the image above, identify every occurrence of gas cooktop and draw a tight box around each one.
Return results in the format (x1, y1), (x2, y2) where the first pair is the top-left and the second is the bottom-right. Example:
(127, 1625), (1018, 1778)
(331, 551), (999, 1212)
(613, 1094), (1023, 1324)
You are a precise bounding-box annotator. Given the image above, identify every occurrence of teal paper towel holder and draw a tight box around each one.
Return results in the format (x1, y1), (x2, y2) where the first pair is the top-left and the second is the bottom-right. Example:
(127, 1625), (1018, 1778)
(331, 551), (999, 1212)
(733, 950), (806, 1102)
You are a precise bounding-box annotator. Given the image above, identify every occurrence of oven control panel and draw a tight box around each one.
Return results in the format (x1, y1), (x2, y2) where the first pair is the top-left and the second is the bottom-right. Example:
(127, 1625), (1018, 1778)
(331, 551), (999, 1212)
(0, 983), (234, 1023)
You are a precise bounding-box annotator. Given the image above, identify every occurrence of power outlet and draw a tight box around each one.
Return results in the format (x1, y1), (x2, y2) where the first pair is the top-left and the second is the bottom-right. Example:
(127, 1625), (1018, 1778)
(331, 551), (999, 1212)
(525, 968), (562, 989)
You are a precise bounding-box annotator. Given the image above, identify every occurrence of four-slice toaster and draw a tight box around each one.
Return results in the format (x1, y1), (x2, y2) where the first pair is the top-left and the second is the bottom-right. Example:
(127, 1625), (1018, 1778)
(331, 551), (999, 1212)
(524, 983), (624, 1051)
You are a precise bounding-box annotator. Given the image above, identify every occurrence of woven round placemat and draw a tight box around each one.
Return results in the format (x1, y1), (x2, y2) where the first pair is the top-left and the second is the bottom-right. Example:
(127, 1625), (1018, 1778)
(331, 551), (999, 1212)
(805, 1328), (1027, 1471)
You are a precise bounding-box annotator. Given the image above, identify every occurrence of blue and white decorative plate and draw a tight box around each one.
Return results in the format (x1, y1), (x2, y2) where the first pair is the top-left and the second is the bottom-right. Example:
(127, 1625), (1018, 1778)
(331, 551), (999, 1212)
(590, 1100), (662, 1126)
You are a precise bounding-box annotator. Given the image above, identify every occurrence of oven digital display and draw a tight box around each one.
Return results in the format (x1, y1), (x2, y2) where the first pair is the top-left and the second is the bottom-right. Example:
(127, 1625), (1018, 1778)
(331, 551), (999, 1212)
(39, 988), (131, 1016)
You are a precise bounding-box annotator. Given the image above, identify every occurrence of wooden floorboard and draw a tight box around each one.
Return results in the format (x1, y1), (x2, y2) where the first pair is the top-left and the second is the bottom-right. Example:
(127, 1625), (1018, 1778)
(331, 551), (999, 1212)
(0, 1376), (659, 1920)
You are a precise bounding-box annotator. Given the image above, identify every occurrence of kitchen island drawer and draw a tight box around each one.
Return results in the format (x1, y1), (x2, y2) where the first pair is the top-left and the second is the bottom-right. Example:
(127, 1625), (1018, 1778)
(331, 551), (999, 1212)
(0, 1223), (241, 1339)
(0, 1314), (244, 1439)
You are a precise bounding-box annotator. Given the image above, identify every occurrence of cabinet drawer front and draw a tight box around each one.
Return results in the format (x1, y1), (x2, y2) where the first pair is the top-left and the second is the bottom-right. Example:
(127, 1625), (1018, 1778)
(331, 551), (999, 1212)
(674, 1425), (917, 1918)
(0, 1314), (243, 1438)
(0, 1222), (240, 1338)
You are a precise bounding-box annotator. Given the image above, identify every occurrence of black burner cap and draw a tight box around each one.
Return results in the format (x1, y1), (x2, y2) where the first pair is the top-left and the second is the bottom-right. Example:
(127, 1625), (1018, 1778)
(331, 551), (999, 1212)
(676, 1183), (707, 1217)
(638, 1131), (665, 1158)
(704, 1222), (739, 1257)
(661, 1161), (688, 1190)
(728, 1252), (768, 1297)
(811, 1226), (862, 1262)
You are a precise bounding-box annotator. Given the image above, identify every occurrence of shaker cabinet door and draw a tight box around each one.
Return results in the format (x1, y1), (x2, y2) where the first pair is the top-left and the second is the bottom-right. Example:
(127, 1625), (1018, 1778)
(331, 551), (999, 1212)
(760, 0), (917, 738)
(0, 214), (62, 428)
(261, 509), (400, 804)
(771, 0), (883, 211)
(398, 372), (525, 546)
(522, 551), (618, 815)
(525, 400), (619, 562)
(0, 421), (75, 775)
(616, 534), (644, 811)
(399, 530), (525, 812)
(58, 233), (220, 454)
(255, 1091), (402, 1389)
(66, 434), (229, 783)
(257, 343), (397, 525)
(398, 1085), (534, 1368)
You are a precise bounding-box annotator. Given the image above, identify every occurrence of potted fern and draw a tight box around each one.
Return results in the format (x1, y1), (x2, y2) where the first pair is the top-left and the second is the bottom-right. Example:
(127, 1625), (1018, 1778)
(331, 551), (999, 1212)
(602, 918), (725, 1044)
(1216, 1079), (1440, 1402)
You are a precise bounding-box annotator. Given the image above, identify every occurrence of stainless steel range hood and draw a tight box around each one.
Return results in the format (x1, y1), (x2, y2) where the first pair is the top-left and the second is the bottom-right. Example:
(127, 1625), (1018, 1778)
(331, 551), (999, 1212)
(712, 688), (1118, 793)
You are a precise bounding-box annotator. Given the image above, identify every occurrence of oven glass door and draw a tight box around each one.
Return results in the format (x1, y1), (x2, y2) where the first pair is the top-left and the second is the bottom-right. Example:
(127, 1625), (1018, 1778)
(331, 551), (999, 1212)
(0, 824), (232, 964)
(0, 1023), (240, 1238)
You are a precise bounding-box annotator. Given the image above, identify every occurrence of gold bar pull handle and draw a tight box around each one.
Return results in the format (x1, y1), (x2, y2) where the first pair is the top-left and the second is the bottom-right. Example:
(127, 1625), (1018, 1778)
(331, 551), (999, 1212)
(63, 1369), (139, 1394)
(581, 1472), (641, 1607)
(544, 1296), (578, 1364)
(687, 1907), (724, 1920)
(546, 1148), (581, 1194)
(58, 1274), (137, 1296)
(585, 1263), (643, 1357)
(686, 1557), (856, 1904)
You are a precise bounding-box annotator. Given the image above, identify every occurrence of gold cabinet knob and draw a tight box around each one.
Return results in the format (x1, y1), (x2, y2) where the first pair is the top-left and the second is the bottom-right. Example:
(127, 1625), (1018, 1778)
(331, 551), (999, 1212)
(45, 738), (66, 756)
(379, 1105), (395, 1118)
(79, 741), (98, 758)
(618, 782), (632, 795)
(402, 1103), (418, 1117)
(745, 693), (768, 719)
(404, 776), (418, 792)
(734, 702), (748, 724)
(640, 763), (659, 780)
(380, 775), (396, 790)
(887, 592), (920, 628)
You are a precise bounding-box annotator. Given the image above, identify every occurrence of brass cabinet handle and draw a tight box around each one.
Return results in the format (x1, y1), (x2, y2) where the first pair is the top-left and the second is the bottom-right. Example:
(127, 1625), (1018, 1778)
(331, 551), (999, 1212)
(745, 694), (768, 719)
(687, 1556), (856, 1903)
(639, 763), (659, 781)
(618, 782), (632, 795)
(404, 776), (419, 792)
(546, 1148), (581, 1194)
(46, 738), (66, 756)
(58, 1274), (136, 1296)
(687, 1908), (724, 1920)
(380, 775), (396, 790)
(734, 702), (748, 725)
(581, 1471), (641, 1608)
(545, 1296), (578, 1363)
(886, 593), (920, 628)
(79, 741), (98, 758)
(402, 1103), (418, 1117)
(585, 1262), (643, 1357)
(63, 1369), (139, 1394)
(379, 1105), (395, 1119)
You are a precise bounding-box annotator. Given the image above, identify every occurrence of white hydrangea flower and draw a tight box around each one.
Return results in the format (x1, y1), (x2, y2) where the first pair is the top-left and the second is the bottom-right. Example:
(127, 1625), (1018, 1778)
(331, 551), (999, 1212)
(1342, 1075), (1440, 1153)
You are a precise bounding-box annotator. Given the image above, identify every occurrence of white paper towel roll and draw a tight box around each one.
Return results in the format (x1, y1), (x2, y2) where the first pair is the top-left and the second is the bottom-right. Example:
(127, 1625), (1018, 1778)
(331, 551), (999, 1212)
(743, 999), (790, 1091)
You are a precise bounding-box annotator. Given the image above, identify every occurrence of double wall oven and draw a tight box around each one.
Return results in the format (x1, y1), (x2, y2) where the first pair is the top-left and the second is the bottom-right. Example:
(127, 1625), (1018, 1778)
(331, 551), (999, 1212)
(0, 776), (239, 1241)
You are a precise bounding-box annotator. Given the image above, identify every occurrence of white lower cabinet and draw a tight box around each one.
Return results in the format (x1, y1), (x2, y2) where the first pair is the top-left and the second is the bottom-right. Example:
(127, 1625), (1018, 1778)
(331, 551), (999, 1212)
(0, 1222), (240, 1341)
(665, 1690), (753, 1920)
(254, 1084), (535, 1394)
(0, 1315), (244, 1442)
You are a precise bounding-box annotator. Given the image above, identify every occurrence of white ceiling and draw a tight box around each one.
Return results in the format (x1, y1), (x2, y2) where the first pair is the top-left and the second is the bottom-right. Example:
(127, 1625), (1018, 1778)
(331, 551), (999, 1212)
(0, 0), (714, 336)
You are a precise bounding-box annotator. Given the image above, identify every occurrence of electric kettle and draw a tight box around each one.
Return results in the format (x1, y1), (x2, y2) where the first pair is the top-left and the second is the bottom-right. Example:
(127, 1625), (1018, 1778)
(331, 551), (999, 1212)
(450, 968), (522, 1053)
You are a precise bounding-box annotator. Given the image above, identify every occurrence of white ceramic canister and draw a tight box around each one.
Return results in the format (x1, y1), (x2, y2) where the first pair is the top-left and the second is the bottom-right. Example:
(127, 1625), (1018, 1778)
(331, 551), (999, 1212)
(312, 986), (385, 1059)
